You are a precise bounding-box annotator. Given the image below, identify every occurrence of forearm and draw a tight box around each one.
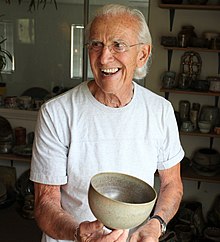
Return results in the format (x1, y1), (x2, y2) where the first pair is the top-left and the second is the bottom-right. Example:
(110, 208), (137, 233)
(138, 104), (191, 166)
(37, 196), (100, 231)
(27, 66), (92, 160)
(34, 183), (78, 240)
(129, 164), (183, 241)
(153, 164), (183, 223)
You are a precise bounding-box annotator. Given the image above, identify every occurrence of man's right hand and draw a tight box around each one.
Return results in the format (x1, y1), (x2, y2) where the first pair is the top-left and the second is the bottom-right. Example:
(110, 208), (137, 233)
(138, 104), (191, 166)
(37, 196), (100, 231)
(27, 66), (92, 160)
(76, 220), (129, 242)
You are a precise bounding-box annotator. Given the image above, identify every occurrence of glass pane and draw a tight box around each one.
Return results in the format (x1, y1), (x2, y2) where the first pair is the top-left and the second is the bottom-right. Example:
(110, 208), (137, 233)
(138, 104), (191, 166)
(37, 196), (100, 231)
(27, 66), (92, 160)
(0, 21), (15, 73)
(70, 24), (84, 79)
(70, 24), (93, 79)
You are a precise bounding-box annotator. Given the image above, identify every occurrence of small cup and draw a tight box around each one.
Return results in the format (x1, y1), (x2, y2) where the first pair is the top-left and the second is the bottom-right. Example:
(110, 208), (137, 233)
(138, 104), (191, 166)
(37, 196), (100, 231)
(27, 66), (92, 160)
(34, 99), (44, 110)
(18, 96), (32, 110)
(214, 127), (220, 135)
(4, 96), (18, 109)
(14, 126), (27, 145)
(181, 121), (194, 132)
(178, 73), (191, 89)
(162, 71), (176, 89)
(190, 110), (198, 130)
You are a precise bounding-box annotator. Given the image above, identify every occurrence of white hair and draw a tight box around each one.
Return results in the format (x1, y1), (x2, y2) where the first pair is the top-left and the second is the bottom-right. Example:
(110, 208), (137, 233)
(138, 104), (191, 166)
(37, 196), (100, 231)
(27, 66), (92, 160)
(85, 4), (152, 79)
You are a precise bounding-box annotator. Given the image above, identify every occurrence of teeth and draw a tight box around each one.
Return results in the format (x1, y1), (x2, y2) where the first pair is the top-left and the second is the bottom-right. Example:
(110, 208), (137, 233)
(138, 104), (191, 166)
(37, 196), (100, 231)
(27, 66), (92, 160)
(101, 68), (119, 73)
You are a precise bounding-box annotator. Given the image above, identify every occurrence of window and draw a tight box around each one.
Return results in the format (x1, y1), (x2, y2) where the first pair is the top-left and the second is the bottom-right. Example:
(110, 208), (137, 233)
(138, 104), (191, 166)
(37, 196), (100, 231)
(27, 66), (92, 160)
(70, 24), (93, 79)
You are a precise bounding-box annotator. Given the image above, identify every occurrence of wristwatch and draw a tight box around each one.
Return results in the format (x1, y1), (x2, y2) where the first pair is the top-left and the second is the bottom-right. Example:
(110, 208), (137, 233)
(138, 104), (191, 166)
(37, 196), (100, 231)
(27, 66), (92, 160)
(149, 215), (167, 236)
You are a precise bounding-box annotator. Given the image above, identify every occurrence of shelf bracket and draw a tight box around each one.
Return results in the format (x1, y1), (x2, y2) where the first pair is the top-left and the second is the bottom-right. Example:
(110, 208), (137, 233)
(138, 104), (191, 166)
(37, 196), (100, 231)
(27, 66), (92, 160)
(167, 49), (173, 71)
(165, 92), (169, 100)
(197, 181), (201, 190)
(214, 96), (219, 107)
(210, 137), (214, 150)
(218, 53), (220, 74)
(169, 8), (175, 32)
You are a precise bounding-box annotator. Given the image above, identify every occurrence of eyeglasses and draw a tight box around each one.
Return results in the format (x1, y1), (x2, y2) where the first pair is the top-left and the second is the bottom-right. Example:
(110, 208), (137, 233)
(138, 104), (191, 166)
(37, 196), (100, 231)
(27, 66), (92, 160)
(86, 40), (144, 54)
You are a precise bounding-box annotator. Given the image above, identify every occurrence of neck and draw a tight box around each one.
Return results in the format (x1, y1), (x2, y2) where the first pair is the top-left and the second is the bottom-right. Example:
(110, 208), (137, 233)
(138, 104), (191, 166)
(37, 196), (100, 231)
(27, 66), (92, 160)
(88, 81), (134, 108)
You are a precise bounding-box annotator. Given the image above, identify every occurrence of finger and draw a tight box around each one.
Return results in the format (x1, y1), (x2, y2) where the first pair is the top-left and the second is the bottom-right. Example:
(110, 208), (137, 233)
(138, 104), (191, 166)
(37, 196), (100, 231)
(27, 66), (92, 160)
(80, 220), (104, 234)
(104, 229), (126, 241)
(117, 229), (129, 241)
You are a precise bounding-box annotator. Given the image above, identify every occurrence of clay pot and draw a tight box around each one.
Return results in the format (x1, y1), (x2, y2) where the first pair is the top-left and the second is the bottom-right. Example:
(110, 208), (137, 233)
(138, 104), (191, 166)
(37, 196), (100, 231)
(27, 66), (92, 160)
(178, 25), (197, 47)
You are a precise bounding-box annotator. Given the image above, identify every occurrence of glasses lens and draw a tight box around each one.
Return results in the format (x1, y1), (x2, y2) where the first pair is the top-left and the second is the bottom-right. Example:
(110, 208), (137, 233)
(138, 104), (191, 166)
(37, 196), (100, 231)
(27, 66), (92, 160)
(112, 42), (127, 53)
(88, 41), (130, 53)
(89, 41), (103, 51)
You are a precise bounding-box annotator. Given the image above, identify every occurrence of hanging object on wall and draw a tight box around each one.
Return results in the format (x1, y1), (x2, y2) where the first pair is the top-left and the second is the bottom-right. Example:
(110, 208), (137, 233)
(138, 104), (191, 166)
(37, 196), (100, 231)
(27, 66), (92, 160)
(178, 51), (202, 89)
(0, 21), (14, 77)
(17, 19), (35, 44)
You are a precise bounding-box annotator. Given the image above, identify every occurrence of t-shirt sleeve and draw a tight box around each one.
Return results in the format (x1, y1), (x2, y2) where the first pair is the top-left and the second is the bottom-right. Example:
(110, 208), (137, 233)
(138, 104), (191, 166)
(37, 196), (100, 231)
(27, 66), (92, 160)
(157, 102), (184, 170)
(30, 104), (68, 185)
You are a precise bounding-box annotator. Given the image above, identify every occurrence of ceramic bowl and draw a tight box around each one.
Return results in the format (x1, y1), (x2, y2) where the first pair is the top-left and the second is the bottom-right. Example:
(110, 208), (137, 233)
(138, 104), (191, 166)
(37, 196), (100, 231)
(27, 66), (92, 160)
(198, 121), (212, 133)
(199, 106), (219, 129)
(193, 148), (220, 167)
(88, 172), (157, 230)
(204, 227), (220, 241)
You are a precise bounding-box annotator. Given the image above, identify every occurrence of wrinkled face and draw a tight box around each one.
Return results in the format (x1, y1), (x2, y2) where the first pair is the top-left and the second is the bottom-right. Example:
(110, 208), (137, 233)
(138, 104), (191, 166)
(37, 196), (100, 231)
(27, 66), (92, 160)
(88, 14), (149, 94)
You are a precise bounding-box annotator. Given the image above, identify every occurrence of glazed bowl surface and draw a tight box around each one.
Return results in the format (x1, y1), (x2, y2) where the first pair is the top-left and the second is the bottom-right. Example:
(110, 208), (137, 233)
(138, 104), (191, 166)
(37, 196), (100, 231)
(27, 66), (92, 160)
(88, 172), (157, 230)
(198, 121), (212, 133)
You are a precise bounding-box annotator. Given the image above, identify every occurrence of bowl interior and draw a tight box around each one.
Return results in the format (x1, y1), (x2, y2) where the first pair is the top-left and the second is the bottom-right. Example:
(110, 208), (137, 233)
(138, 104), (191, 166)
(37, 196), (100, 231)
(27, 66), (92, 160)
(90, 172), (156, 205)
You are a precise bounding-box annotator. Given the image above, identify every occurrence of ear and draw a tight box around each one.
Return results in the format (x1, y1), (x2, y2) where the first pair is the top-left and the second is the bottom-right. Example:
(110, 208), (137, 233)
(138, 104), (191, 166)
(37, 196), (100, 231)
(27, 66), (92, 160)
(136, 44), (151, 68)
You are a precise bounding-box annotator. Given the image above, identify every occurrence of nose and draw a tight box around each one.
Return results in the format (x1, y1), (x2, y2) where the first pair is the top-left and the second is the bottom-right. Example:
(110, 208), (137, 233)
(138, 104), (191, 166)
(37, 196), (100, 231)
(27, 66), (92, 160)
(99, 46), (115, 65)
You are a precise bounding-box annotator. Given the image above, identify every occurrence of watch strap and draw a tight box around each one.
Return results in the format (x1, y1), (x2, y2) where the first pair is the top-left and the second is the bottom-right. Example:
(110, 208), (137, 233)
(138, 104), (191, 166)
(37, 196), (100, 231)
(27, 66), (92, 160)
(149, 215), (167, 235)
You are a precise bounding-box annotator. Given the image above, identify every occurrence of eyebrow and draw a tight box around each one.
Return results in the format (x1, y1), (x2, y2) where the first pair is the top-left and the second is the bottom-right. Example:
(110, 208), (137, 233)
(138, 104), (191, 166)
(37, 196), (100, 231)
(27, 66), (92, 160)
(90, 38), (128, 43)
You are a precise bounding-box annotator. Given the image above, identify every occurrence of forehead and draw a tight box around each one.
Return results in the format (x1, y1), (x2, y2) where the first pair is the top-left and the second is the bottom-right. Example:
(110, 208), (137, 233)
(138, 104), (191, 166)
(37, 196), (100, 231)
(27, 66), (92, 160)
(90, 14), (139, 42)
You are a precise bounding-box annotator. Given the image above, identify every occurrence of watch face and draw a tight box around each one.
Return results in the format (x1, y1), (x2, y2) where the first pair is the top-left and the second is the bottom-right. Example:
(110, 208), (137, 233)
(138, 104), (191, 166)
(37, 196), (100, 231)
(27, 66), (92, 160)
(161, 223), (167, 234)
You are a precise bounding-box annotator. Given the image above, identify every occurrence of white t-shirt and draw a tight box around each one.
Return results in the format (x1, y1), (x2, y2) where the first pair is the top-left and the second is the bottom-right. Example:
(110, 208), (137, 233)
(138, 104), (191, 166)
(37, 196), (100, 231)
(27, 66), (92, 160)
(30, 81), (184, 242)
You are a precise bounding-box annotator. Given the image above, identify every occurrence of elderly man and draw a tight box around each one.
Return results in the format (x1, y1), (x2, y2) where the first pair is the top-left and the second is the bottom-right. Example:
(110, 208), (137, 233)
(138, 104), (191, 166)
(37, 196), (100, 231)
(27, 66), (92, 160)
(30, 4), (184, 242)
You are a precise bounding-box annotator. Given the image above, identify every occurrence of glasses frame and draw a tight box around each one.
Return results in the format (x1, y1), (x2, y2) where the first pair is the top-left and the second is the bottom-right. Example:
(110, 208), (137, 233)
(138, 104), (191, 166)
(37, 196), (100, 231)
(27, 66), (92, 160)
(86, 41), (144, 54)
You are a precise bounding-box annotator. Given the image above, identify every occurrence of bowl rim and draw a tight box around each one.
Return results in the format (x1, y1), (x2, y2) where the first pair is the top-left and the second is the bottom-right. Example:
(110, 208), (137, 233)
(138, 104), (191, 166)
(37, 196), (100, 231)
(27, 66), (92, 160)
(89, 172), (157, 206)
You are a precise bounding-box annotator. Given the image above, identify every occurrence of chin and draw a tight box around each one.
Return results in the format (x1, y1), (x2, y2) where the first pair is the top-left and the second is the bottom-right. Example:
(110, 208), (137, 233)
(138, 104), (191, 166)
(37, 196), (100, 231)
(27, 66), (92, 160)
(101, 81), (123, 94)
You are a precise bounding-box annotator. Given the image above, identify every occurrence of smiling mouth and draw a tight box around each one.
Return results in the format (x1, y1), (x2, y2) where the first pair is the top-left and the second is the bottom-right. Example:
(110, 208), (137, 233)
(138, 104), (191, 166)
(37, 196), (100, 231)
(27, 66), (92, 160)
(101, 68), (120, 76)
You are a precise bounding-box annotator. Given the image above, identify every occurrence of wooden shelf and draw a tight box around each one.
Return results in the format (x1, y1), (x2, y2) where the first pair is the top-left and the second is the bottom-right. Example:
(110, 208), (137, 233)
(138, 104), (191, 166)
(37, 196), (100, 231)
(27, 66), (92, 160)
(160, 88), (220, 96)
(159, 3), (220, 10)
(160, 88), (220, 106)
(155, 159), (220, 183)
(180, 130), (220, 138)
(163, 46), (220, 53)
(159, 3), (220, 31)
(162, 47), (220, 73)
(0, 153), (31, 163)
(0, 108), (38, 121)
(181, 159), (220, 184)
